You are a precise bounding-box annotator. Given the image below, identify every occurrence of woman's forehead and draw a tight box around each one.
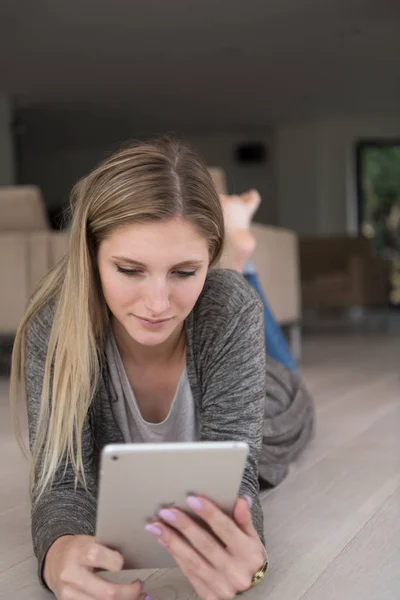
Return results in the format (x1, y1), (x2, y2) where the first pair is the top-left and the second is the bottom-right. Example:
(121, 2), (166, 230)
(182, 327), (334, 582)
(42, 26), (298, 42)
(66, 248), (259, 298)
(100, 218), (209, 264)
(108, 217), (202, 240)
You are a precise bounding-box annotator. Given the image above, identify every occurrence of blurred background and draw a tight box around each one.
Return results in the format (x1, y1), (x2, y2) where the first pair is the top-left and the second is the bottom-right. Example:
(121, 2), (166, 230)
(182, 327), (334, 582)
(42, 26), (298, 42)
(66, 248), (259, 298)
(1, 0), (400, 350)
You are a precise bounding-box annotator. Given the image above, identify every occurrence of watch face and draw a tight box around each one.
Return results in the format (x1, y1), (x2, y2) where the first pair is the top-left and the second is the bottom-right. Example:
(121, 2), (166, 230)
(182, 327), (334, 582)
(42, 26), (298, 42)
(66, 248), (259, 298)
(239, 559), (269, 594)
(252, 559), (269, 586)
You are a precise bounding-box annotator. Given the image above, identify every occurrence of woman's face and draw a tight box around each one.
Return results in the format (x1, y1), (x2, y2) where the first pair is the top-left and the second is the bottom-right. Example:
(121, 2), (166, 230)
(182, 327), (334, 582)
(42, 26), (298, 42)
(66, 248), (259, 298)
(97, 217), (210, 347)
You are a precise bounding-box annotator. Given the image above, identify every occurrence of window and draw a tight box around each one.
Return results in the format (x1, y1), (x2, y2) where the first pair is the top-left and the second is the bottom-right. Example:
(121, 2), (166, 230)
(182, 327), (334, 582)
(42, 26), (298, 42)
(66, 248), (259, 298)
(356, 140), (400, 258)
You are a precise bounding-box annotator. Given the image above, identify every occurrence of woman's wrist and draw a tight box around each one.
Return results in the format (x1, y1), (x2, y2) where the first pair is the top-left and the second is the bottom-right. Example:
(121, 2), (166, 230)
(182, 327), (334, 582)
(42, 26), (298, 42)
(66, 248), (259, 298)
(43, 534), (74, 589)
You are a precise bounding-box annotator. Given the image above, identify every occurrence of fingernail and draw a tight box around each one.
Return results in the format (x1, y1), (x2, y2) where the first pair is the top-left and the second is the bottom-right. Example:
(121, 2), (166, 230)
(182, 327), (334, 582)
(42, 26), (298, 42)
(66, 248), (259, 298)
(159, 508), (177, 522)
(158, 539), (168, 547)
(244, 494), (253, 509)
(145, 595), (152, 600)
(186, 495), (203, 510)
(145, 524), (163, 536)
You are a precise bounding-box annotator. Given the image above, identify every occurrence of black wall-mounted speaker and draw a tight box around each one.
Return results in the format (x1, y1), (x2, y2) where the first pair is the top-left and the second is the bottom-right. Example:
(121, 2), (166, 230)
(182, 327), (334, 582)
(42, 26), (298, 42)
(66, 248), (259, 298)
(235, 143), (267, 164)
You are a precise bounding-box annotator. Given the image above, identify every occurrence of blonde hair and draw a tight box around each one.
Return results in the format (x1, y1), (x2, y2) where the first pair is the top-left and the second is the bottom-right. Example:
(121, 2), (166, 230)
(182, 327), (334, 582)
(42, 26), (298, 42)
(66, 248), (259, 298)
(10, 137), (224, 501)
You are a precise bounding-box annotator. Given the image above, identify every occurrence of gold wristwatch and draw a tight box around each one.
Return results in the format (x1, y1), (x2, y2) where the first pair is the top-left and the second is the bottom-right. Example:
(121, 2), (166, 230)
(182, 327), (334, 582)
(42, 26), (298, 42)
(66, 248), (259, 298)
(249, 556), (269, 588)
(239, 554), (269, 594)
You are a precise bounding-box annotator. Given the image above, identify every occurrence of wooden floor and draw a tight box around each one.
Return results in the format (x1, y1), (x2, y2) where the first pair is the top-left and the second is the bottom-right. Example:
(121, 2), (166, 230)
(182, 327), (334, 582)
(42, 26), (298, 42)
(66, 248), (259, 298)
(1, 332), (399, 599)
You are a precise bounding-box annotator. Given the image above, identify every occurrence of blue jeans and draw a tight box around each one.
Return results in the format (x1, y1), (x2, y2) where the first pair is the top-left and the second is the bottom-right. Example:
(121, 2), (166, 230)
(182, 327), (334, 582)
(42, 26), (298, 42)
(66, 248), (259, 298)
(244, 263), (298, 373)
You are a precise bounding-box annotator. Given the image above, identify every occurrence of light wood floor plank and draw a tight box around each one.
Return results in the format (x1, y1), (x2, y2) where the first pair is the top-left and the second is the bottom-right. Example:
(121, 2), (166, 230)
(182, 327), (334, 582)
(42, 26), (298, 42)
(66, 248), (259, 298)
(0, 503), (32, 573)
(301, 485), (400, 600)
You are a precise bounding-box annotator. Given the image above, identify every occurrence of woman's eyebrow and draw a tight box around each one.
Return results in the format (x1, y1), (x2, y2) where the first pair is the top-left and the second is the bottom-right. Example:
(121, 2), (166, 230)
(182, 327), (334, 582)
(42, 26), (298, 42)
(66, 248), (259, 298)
(111, 256), (205, 268)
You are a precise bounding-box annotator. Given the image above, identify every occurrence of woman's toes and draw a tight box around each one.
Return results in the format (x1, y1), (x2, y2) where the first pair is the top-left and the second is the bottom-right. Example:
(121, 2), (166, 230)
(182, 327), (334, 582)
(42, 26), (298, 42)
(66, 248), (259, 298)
(220, 196), (251, 231)
(220, 190), (262, 232)
(240, 189), (261, 217)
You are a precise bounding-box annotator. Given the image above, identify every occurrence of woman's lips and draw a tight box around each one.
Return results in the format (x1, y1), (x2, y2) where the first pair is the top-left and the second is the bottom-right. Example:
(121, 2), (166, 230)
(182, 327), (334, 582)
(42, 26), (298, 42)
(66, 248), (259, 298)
(135, 316), (172, 328)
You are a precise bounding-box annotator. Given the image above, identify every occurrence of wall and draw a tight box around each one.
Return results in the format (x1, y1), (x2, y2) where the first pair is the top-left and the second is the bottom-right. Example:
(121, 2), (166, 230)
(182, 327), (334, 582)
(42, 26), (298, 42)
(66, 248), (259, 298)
(18, 114), (276, 225)
(186, 132), (276, 225)
(274, 124), (322, 236)
(275, 117), (400, 236)
(20, 143), (113, 210)
(0, 96), (15, 185)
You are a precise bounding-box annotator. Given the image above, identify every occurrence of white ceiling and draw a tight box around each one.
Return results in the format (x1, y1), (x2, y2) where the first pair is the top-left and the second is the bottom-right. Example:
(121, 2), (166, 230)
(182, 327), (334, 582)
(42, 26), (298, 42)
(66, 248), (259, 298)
(2, 0), (400, 132)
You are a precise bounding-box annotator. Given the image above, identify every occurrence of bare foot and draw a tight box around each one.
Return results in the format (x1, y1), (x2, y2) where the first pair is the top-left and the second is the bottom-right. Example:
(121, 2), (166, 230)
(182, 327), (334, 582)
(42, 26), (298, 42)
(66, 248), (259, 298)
(219, 230), (257, 273)
(220, 189), (261, 231)
(219, 190), (261, 272)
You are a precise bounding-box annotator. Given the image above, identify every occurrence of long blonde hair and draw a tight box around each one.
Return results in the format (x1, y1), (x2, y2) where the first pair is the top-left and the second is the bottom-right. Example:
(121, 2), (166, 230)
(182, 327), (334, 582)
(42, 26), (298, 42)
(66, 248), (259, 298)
(10, 137), (224, 501)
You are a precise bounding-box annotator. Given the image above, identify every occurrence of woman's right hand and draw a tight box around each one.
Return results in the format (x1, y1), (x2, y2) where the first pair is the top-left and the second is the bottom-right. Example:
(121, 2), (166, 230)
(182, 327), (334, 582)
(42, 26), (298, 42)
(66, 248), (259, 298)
(43, 534), (149, 600)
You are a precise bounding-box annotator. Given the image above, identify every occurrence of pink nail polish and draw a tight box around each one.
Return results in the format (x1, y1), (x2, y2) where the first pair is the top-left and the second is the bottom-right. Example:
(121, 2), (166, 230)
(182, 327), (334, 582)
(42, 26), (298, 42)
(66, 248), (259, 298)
(159, 508), (177, 522)
(145, 524), (163, 536)
(145, 595), (152, 600)
(158, 539), (168, 547)
(186, 495), (203, 510)
(244, 494), (253, 509)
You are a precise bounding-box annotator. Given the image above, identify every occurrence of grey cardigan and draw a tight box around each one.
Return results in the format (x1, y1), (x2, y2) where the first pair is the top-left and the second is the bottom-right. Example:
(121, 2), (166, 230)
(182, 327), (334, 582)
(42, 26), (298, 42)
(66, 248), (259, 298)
(25, 269), (267, 586)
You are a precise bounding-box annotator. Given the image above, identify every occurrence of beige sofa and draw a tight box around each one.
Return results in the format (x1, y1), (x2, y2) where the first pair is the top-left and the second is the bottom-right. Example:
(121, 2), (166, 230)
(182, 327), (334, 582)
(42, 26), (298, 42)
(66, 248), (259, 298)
(0, 186), (69, 334)
(0, 183), (301, 357)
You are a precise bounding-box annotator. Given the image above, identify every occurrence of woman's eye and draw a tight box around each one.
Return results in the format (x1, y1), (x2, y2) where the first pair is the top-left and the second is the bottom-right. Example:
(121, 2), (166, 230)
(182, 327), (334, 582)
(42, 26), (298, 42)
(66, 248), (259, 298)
(116, 266), (196, 278)
(116, 266), (142, 276)
(175, 271), (196, 278)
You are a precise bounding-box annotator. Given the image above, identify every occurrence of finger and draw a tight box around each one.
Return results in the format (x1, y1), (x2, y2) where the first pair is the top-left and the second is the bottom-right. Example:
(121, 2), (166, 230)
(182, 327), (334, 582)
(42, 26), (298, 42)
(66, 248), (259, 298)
(173, 554), (219, 600)
(232, 496), (259, 539)
(171, 546), (235, 600)
(157, 507), (229, 569)
(82, 542), (124, 572)
(233, 498), (269, 568)
(147, 521), (218, 584)
(73, 570), (144, 600)
(185, 495), (248, 550)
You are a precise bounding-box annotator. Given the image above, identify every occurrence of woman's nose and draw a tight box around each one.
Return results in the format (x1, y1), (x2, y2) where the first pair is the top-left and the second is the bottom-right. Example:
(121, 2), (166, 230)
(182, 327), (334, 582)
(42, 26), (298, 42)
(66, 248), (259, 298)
(144, 282), (171, 316)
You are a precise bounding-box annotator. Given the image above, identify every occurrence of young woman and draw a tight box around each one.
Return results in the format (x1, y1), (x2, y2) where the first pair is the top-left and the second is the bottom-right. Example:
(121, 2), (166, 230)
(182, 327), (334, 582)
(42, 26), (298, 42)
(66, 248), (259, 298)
(10, 138), (314, 600)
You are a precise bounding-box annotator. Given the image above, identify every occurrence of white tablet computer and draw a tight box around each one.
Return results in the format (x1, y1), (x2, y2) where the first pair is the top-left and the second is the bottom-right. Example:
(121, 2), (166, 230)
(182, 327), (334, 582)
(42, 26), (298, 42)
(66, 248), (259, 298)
(95, 441), (249, 569)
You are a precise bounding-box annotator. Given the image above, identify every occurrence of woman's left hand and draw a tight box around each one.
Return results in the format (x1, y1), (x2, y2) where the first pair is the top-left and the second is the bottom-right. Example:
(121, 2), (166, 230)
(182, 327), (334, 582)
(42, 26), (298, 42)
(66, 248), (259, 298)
(145, 495), (267, 599)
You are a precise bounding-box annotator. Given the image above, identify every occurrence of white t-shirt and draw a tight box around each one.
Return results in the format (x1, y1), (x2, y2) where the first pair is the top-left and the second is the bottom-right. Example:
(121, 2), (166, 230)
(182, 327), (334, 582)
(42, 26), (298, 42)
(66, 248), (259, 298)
(105, 330), (199, 444)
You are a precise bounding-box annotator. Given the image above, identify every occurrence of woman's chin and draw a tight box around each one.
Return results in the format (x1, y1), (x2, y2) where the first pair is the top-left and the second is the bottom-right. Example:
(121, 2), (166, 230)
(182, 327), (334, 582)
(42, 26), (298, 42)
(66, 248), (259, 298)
(127, 329), (170, 346)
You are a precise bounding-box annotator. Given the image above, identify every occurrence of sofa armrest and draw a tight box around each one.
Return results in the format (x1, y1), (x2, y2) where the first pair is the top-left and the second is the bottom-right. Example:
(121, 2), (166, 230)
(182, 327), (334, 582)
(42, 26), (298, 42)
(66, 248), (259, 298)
(0, 186), (49, 232)
(251, 223), (301, 324)
(0, 234), (29, 334)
